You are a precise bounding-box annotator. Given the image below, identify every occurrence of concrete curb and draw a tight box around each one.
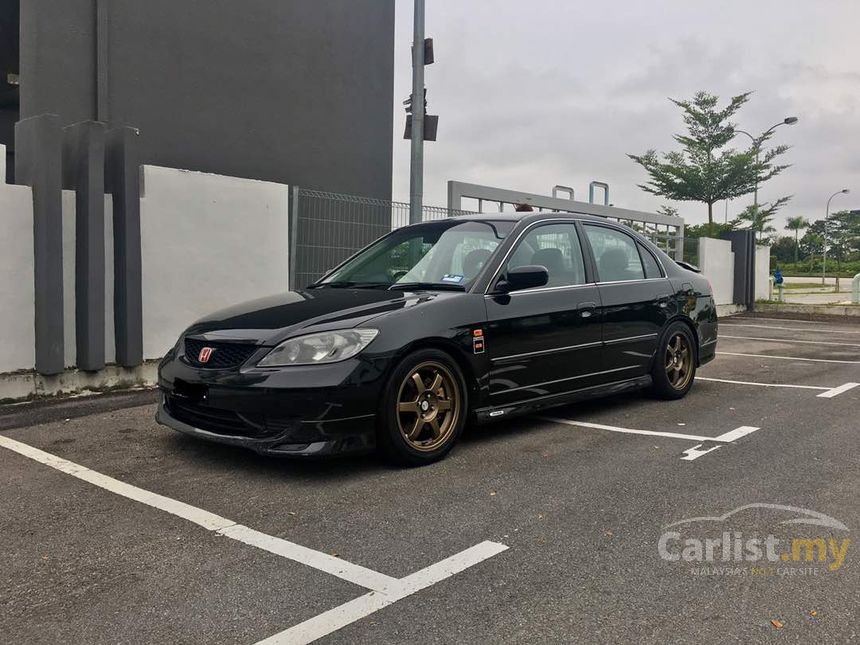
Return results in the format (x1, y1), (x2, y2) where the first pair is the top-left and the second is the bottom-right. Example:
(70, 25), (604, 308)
(754, 302), (860, 318)
(0, 361), (158, 403)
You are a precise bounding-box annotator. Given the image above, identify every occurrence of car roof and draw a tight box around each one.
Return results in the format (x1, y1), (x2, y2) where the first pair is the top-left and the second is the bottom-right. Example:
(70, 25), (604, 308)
(446, 211), (632, 226)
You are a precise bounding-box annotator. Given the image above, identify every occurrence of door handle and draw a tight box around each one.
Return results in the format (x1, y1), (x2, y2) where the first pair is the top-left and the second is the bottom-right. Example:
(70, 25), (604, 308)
(577, 302), (598, 318)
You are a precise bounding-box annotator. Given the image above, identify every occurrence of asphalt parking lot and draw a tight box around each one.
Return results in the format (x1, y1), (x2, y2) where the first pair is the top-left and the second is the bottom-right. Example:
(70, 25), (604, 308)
(2, 313), (859, 644)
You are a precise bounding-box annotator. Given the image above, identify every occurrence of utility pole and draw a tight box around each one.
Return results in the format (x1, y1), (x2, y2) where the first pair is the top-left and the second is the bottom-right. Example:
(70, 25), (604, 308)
(409, 0), (426, 224)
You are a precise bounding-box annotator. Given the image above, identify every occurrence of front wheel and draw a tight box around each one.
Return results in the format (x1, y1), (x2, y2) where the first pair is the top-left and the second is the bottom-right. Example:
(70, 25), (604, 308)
(378, 349), (467, 466)
(651, 322), (697, 400)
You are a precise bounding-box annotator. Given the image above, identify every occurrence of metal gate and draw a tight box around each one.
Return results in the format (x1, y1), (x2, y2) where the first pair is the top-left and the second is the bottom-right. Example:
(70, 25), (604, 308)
(288, 188), (473, 289)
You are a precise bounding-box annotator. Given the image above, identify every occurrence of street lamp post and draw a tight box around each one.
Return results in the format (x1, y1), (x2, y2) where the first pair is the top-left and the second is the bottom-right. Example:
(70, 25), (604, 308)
(409, 0), (426, 224)
(735, 116), (798, 208)
(822, 188), (850, 284)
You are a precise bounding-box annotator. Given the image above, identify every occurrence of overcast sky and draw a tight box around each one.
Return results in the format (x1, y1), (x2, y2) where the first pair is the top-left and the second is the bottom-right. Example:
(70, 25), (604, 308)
(391, 0), (860, 229)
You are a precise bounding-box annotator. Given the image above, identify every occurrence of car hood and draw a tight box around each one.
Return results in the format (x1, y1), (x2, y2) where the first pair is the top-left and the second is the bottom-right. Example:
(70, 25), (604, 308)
(183, 288), (445, 343)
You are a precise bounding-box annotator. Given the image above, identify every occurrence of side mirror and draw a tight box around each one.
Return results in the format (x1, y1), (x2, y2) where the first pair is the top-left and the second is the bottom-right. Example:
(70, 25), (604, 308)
(497, 265), (549, 293)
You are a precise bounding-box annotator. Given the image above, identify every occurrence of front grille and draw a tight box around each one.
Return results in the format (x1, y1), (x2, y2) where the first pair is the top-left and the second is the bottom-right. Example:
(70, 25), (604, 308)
(184, 338), (258, 369)
(166, 395), (296, 438)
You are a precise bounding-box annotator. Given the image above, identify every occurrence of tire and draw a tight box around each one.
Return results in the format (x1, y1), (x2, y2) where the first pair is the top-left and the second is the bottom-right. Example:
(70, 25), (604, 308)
(378, 349), (468, 466)
(651, 322), (697, 400)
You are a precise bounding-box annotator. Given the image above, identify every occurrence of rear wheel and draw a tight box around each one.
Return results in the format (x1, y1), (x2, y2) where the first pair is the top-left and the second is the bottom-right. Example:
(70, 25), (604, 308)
(378, 349), (467, 466)
(651, 322), (697, 400)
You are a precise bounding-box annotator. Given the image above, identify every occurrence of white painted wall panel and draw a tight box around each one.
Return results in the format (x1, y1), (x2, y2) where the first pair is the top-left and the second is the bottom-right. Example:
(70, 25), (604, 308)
(755, 245), (771, 301)
(0, 148), (36, 373)
(140, 166), (289, 359)
(698, 237), (735, 305)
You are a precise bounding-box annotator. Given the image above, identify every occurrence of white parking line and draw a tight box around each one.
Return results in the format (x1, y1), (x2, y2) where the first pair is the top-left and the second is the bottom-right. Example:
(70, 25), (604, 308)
(721, 322), (860, 335)
(817, 382), (860, 399)
(257, 541), (508, 645)
(542, 418), (760, 445)
(541, 418), (716, 442)
(721, 334), (860, 348)
(697, 376), (828, 392)
(697, 377), (859, 398)
(717, 351), (860, 365)
(0, 435), (509, 642)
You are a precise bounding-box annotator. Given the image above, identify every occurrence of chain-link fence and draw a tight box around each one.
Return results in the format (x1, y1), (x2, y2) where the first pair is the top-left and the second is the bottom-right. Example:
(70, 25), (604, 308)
(288, 189), (474, 288)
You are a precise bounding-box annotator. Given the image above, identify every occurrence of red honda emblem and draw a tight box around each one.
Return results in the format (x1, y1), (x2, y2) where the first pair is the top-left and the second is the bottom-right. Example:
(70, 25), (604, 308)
(198, 347), (215, 364)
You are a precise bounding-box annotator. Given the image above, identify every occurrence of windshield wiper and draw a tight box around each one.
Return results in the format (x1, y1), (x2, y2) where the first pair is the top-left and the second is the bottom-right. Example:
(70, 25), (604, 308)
(310, 281), (390, 290)
(388, 282), (466, 292)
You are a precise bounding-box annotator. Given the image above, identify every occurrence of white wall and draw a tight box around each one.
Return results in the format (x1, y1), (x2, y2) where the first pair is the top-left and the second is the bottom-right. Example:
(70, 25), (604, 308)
(755, 245), (771, 301)
(140, 165), (289, 359)
(0, 145), (36, 373)
(698, 237), (735, 305)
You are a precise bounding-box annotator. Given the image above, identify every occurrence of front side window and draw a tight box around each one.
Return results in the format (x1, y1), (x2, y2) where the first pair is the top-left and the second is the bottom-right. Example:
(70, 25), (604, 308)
(504, 223), (586, 288)
(584, 225), (646, 282)
(319, 220), (514, 289)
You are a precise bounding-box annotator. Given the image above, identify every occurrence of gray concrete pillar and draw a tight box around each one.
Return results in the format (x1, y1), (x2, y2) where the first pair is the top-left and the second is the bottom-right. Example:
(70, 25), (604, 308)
(105, 126), (143, 367)
(63, 121), (107, 371)
(15, 114), (65, 376)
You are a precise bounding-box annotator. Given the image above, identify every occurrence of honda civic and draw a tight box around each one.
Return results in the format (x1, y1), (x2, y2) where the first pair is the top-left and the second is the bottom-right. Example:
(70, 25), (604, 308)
(157, 212), (717, 465)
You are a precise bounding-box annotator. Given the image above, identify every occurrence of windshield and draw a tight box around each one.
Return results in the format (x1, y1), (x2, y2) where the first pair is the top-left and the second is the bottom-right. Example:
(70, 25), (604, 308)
(317, 220), (514, 290)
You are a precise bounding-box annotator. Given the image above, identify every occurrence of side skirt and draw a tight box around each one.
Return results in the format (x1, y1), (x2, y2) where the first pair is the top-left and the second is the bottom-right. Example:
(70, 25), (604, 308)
(473, 375), (653, 423)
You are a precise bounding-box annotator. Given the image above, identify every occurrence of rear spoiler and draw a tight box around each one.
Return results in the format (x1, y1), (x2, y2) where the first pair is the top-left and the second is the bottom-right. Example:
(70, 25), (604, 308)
(675, 260), (700, 273)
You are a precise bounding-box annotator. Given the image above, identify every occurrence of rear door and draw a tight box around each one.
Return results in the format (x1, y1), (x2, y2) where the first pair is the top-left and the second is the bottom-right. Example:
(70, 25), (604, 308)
(484, 222), (603, 407)
(582, 224), (673, 376)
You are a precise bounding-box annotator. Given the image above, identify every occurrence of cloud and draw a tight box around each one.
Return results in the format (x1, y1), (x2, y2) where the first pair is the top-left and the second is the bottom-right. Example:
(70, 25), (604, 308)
(393, 0), (860, 228)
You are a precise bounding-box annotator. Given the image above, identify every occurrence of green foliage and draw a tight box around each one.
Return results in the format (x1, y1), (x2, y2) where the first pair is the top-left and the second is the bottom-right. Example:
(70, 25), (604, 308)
(629, 91), (791, 230)
(656, 205), (680, 218)
(731, 196), (791, 243)
(784, 215), (810, 262)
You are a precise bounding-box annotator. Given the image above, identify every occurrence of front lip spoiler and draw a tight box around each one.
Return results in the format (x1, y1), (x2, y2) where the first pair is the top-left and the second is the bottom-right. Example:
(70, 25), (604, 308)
(155, 400), (350, 457)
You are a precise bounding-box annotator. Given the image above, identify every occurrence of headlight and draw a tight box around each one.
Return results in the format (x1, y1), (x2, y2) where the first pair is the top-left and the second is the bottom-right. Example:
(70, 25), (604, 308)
(257, 329), (379, 367)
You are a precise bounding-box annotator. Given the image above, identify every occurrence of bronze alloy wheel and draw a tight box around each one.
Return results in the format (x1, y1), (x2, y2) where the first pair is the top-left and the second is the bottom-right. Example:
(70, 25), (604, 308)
(665, 332), (693, 390)
(396, 360), (461, 452)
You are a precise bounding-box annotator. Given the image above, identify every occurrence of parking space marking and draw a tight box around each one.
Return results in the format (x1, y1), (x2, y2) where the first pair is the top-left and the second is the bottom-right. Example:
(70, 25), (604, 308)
(720, 322), (860, 335)
(717, 351), (860, 365)
(817, 382), (860, 399)
(710, 425), (761, 442)
(697, 377), (859, 398)
(0, 434), (398, 592)
(541, 418), (761, 463)
(0, 434), (510, 642)
(541, 418), (716, 442)
(257, 541), (509, 645)
(697, 376), (828, 391)
(721, 334), (860, 348)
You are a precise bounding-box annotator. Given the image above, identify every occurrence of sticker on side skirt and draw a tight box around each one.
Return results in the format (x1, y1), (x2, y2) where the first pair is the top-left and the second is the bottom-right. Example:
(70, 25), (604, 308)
(441, 274), (464, 283)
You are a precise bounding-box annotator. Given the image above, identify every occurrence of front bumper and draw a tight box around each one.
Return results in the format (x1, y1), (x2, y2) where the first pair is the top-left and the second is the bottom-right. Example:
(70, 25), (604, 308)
(155, 350), (388, 457)
(156, 398), (376, 456)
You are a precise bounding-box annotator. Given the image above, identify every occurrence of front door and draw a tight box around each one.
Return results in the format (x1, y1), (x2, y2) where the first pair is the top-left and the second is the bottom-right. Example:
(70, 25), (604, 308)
(484, 222), (603, 408)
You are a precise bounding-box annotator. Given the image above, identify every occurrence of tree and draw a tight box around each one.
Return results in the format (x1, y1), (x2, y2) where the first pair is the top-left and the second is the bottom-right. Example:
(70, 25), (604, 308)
(826, 210), (860, 268)
(732, 196), (791, 243)
(771, 236), (798, 264)
(657, 205), (680, 218)
(629, 91), (791, 232)
(784, 216), (810, 262)
(800, 221), (825, 270)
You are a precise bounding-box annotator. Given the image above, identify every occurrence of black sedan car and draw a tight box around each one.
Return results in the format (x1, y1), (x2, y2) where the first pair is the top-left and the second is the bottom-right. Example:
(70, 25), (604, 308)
(157, 212), (717, 465)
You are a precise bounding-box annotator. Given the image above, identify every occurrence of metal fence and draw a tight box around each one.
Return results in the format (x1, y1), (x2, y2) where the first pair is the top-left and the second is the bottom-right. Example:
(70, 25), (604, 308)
(288, 188), (474, 288)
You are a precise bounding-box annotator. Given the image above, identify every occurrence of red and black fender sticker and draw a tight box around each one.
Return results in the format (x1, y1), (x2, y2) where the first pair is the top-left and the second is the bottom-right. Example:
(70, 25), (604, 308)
(473, 329), (485, 354)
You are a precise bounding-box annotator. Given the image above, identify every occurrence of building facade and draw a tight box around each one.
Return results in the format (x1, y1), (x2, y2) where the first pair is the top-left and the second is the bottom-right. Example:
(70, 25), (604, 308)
(1, 0), (395, 197)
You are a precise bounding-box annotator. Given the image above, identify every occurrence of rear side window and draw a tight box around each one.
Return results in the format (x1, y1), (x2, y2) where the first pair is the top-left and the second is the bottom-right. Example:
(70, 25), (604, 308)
(583, 225), (645, 282)
(638, 243), (663, 279)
